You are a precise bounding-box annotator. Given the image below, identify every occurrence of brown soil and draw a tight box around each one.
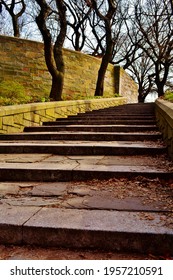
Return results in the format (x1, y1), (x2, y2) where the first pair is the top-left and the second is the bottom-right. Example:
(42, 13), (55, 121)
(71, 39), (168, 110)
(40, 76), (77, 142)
(0, 245), (165, 260)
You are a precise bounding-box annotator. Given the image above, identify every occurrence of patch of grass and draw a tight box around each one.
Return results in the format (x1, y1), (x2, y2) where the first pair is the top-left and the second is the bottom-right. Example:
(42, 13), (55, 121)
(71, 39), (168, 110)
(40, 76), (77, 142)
(63, 92), (121, 101)
(0, 80), (50, 106)
(29, 91), (50, 103)
(164, 91), (173, 102)
(0, 80), (31, 105)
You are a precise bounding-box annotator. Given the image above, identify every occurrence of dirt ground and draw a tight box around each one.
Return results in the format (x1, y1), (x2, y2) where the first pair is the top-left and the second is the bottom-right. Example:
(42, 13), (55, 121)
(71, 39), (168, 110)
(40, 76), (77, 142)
(0, 245), (169, 260)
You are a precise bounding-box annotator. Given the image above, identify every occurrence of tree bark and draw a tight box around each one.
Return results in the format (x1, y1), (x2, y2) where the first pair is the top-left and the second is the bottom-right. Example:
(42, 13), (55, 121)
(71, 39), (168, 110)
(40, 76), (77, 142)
(95, 24), (113, 96)
(36, 0), (67, 101)
(89, 0), (116, 97)
(12, 16), (20, 37)
(155, 63), (170, 97)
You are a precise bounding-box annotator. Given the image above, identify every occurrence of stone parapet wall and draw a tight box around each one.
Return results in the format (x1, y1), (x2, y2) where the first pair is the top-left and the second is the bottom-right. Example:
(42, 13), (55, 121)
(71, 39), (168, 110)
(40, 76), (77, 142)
(155, 99), (173, 159)
(0, 97), (126, 134)
(0, 35), (138, 103)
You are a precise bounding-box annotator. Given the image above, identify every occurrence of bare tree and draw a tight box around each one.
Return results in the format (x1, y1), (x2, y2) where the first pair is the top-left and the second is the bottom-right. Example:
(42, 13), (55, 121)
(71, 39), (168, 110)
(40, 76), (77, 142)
(64, 0), (91, 51)
(86, 5), (106, 56)
(85, 0), (117, 96)
(35, 0), (67, 101)
(128, 51), (155, 102)
(1, 0), (26, 37)
(170, 0), (173, 15)
(135, 0), (173, 97)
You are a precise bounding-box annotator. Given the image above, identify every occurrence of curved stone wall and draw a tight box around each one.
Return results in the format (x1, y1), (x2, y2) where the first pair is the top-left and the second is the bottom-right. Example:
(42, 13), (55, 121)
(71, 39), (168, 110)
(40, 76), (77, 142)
(0, 35), (138, 103)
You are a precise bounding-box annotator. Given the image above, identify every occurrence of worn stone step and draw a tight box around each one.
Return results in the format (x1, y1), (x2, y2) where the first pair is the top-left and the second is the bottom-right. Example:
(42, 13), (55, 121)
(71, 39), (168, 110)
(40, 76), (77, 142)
(84, 107), (155, 114)
(0, 205), (172, 254)
(1, 177), (172, 212)
(78, 112), (155, 116)
(0, 153), (171, 181)
(0, 132), (162, 141)
(43, 119), (157, 125)
(0, 142), (166, 155)
(58, 115), (156, 120)
(24, 125), (158, 133)
(0, 164), (172, 181)
(84, 109), (155, 113)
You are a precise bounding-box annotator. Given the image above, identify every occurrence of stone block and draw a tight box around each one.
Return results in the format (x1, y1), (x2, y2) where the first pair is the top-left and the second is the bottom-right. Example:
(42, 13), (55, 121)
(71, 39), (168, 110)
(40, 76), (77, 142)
(45, 108), (56, 118)
(0, 117), (2, 130)
(3, 116), (14, 126)
(23, 112), (33, 121)
(14, 114), (24, 126)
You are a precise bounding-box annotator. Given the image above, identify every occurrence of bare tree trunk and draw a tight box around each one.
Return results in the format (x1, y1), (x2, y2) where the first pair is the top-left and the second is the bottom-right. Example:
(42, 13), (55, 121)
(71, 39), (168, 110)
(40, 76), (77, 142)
(50, 74), (63, 100)
(155, 63), (169, 97)
(87, 0), (116, 97)
(12, 16), (20, 37)
(95, 28), (113, 96)
(51, 0), (67, 100)
(36, 0), (67, 101)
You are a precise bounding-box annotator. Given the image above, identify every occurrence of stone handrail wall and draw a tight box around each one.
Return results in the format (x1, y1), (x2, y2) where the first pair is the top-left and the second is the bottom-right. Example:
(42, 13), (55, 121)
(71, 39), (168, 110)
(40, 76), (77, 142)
(0, 35), (138, 103)
(0, 97), (126, 134)
(155, 99), (173, 159)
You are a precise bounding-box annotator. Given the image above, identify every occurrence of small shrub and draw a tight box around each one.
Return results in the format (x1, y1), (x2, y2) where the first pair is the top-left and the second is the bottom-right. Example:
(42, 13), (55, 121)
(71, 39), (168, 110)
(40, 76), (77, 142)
(0, 81), (50, 106)
(164, 91), (173, 102)
(0, 80), (31, 105)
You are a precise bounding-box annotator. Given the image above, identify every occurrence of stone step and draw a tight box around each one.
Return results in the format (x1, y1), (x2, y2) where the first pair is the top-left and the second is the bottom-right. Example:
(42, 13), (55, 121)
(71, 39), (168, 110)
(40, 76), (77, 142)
(59, 115), (156, 120)
(1, 205), (172, 254)
(85, 109), (155, 113)
(78, 112), (155, 116)
(84, 107), (155, 114)
(0, 142), (166, 155)
(24, 125), (158, 133)
(43, 119), (157, 125)
(0, 153), (171, 181)
(0, 163), (172, 181)
(0, 132), (162, 141)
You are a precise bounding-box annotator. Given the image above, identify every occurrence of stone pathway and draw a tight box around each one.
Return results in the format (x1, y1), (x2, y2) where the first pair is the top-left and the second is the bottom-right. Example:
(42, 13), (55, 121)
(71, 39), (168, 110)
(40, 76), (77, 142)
(0, 103), (172, 256)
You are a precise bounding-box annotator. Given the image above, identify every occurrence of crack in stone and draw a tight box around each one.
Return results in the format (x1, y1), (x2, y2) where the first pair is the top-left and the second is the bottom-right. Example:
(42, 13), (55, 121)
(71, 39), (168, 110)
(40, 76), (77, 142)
(22, 207), (43, 226)
(95, 156), (106, 165)
(35, 154), (54, 163)
(65, 156), (81, 169)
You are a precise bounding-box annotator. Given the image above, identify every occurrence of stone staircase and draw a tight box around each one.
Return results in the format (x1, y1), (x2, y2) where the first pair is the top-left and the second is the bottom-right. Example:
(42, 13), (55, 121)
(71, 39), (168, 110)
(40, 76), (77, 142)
(0, 102), (172, 255)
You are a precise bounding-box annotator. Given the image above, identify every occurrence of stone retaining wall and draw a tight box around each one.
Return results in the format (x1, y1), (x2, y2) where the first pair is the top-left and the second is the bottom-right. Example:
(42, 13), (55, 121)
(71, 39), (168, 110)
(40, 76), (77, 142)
(0, 35), (138, 103)
(155, 99), (173, 159)
(0, 97), (126, 134)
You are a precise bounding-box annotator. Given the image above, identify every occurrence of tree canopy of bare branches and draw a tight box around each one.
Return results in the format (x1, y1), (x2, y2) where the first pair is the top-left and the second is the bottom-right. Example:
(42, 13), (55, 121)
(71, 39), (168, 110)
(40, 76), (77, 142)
(1, 0), (26, 37)
(134, 0), (173, 97)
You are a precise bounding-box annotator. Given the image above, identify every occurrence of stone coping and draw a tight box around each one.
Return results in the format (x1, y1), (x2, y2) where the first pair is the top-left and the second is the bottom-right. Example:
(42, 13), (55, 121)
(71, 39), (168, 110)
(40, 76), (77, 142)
(0, 98), (125, 116)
